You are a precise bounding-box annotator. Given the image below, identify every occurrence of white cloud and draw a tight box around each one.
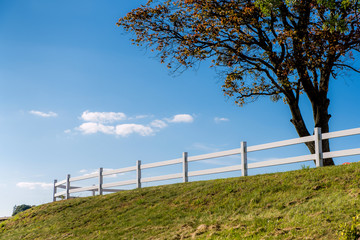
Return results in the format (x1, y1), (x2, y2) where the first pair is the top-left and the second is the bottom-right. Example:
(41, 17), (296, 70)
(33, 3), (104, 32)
(214, 117), (229, 123)
(64, 129), (72, 134)
(79, 169), (88, 173)
(76, 122), (153, 137)
(77, 122), (115, 135)
(150, 120), (168, 129)
(30, 110), (58, 118)
(74, 112), (194, 137)
(81, 110), (126, 123)
(16, 182), (53, 190)
(167, 114), (194, 123)
(115, 124), (154, 137)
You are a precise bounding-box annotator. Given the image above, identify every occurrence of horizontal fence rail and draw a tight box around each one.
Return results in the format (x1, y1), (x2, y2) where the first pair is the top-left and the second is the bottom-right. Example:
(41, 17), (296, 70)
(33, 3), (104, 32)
(53, 127), (360, 201)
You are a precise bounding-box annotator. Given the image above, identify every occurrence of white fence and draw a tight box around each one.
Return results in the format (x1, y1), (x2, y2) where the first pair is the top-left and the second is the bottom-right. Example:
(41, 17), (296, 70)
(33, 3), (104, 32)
(53, 127), (360, 201)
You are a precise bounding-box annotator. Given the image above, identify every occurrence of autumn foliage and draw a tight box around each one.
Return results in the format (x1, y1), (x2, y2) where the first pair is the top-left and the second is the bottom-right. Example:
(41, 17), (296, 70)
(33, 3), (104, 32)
(118, 0), (360, 165)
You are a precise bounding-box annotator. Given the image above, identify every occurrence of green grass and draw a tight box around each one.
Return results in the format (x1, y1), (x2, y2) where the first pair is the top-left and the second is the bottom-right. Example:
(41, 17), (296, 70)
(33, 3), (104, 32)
(1, 163), (360, 239)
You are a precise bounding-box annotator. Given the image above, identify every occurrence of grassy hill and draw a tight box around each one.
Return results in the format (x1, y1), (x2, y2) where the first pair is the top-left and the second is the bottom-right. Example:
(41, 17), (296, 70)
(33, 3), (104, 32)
(1, 163), (360, 239)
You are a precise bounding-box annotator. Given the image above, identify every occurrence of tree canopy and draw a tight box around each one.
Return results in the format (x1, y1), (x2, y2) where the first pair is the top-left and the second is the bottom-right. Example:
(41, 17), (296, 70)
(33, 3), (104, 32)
(12, 204), (33, 216)
(118, 0), (360, 166)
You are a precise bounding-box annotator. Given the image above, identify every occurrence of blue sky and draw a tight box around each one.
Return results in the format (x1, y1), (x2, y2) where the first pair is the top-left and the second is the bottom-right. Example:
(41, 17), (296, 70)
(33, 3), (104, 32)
(0, 1), (359, 216)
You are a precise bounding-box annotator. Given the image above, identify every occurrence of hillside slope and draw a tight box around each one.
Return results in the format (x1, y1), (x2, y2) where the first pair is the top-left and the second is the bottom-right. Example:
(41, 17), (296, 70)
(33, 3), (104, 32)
(1, 164), (360, 239)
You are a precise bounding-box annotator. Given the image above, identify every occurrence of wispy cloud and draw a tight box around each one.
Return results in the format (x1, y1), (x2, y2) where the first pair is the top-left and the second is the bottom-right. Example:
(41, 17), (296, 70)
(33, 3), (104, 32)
(167, 114), (194, 123)
(214, 117), (229, 123)
(150, 120), (168, 129)
(64, 129), (72, 134)
(115, 124), (154, 137)
(29, 110), (58, 118)
(81, 110), (126, 123)
(128, 115), (153, 120)
(191, 142), (221, 152)
(16, 182), (53, 190)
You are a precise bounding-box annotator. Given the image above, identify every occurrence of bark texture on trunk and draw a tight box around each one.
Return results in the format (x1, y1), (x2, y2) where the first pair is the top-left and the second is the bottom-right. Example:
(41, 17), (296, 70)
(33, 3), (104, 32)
(312, 95), (334, 166)
(287, 97), (334, 166)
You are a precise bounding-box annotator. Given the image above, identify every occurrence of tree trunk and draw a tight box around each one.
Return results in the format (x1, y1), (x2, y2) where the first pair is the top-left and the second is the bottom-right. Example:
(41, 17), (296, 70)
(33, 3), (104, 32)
(322, 138), (333, 166)
(287, 98), (335, 166)
(312, 95), (334, 166)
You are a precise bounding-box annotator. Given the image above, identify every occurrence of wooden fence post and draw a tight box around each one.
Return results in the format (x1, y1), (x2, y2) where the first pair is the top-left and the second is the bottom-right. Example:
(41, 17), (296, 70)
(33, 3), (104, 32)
(314, 127), (323, 167)
(183, 152), (188, 183)
(53, 179), (57, 202)
(92, 184), (96, 196)
(65, 174), (70, 200)
(137, 160), (141, 189)
(98, 168), (103, 195)
(241, 141), (248, 176)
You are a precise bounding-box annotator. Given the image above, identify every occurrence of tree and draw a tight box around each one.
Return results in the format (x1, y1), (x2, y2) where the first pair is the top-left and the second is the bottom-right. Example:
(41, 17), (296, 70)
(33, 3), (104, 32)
(12, 204), (33, 216)
(117, 0), (360, 166)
